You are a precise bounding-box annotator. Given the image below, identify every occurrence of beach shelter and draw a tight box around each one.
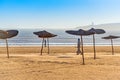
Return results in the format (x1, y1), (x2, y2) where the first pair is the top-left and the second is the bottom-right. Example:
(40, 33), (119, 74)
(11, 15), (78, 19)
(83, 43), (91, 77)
(33, 30), (57, 55)
(88, 28), (105, 59)
(66, 29), (92, 65)
(0, 30), (19, 58)
(102, 35), (120, 55)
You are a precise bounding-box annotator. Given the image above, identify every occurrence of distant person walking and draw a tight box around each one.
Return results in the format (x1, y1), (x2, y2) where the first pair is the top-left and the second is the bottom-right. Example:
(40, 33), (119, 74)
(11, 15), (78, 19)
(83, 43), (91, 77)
(77, 38), (81, 55)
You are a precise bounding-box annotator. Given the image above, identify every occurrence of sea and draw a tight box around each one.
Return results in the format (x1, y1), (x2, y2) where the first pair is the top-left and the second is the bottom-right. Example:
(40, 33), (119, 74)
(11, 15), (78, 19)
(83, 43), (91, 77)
(0, 29), (120, 46)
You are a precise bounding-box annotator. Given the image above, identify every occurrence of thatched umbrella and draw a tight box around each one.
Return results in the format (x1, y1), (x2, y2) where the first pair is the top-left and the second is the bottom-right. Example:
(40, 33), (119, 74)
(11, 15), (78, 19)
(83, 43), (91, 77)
(102, 35), (120, 55)
(33, 30), (57, 55)
(0, 30), (19, 58)
(88, 28), (105, 59)
(66, 29), (92, 65)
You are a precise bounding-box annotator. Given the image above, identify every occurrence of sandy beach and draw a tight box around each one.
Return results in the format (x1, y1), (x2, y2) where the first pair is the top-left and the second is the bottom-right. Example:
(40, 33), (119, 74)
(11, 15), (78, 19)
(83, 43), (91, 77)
(0, 46), (120, 80)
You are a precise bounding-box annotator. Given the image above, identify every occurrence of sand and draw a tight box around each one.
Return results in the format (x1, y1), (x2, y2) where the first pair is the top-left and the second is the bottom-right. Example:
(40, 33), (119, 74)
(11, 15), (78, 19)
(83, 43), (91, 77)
(0, 46), (120, 80)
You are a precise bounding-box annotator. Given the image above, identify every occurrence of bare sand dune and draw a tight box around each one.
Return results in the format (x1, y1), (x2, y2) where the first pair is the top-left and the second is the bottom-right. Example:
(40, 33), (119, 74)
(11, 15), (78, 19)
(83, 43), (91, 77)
(0, 46), (120, 80)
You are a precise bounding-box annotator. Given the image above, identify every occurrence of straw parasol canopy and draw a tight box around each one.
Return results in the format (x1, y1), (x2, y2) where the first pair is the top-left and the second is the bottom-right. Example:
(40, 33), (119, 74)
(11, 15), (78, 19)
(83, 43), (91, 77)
(6, 30), (19, 38)
(102, 35), (120, 39)
(66, 29), (92, 36)
(88, 28), (105, 59)
(102, 35), (120, 55)
(66, 29), (92, 65)
(0, 30), (8, 39)
(33, 30), (57, 38)
(0, 30), (19, 58)
(33, 30), (57, 55)
(88, 28), (106, 34)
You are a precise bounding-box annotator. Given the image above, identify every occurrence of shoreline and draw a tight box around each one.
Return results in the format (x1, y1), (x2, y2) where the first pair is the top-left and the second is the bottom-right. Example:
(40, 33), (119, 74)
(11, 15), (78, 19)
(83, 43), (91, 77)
(1, 44), (120, 47)
(0, 46), (120, 54)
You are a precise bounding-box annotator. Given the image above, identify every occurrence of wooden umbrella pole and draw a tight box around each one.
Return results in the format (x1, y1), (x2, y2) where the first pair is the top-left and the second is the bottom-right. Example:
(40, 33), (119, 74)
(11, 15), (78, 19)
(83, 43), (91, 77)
(41, 38), (44, 55)
(93, 34), (96, 59)
(5, 39), (9, 58)
(111, 39), (114, 55)
(80, 36), (83, 54)
(47, 38), (50, 54)
(81, 35), (85, 65)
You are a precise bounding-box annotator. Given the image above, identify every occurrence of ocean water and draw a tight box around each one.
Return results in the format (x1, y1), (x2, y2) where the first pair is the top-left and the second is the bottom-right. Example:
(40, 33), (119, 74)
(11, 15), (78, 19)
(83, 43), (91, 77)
(0, 29), (120, 46)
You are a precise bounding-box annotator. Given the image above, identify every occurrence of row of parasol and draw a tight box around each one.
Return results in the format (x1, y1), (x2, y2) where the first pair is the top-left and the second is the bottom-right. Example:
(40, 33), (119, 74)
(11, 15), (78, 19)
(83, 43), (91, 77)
(66, 28), (120, 64)
(0, 30), (57, 58)
(0, 29), (119, 64)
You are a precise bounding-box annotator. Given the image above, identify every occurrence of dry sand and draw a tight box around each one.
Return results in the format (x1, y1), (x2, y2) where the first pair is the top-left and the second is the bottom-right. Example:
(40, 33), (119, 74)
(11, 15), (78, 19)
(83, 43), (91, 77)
(0, 46), (120, 80)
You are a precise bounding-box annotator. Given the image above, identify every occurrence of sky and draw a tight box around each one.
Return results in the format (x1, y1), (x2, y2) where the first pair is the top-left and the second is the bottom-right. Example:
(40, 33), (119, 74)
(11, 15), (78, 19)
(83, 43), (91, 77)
(0, 0), (120, 29)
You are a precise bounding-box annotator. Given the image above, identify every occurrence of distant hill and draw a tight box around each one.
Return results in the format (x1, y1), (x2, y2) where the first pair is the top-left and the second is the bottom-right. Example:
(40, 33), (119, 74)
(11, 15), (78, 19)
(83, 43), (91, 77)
(76, 23), (120, 31)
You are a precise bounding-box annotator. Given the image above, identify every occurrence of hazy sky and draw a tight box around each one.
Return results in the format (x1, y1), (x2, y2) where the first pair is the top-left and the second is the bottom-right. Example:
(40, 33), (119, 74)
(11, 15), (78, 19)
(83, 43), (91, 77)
(0, 0), (120, 29)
